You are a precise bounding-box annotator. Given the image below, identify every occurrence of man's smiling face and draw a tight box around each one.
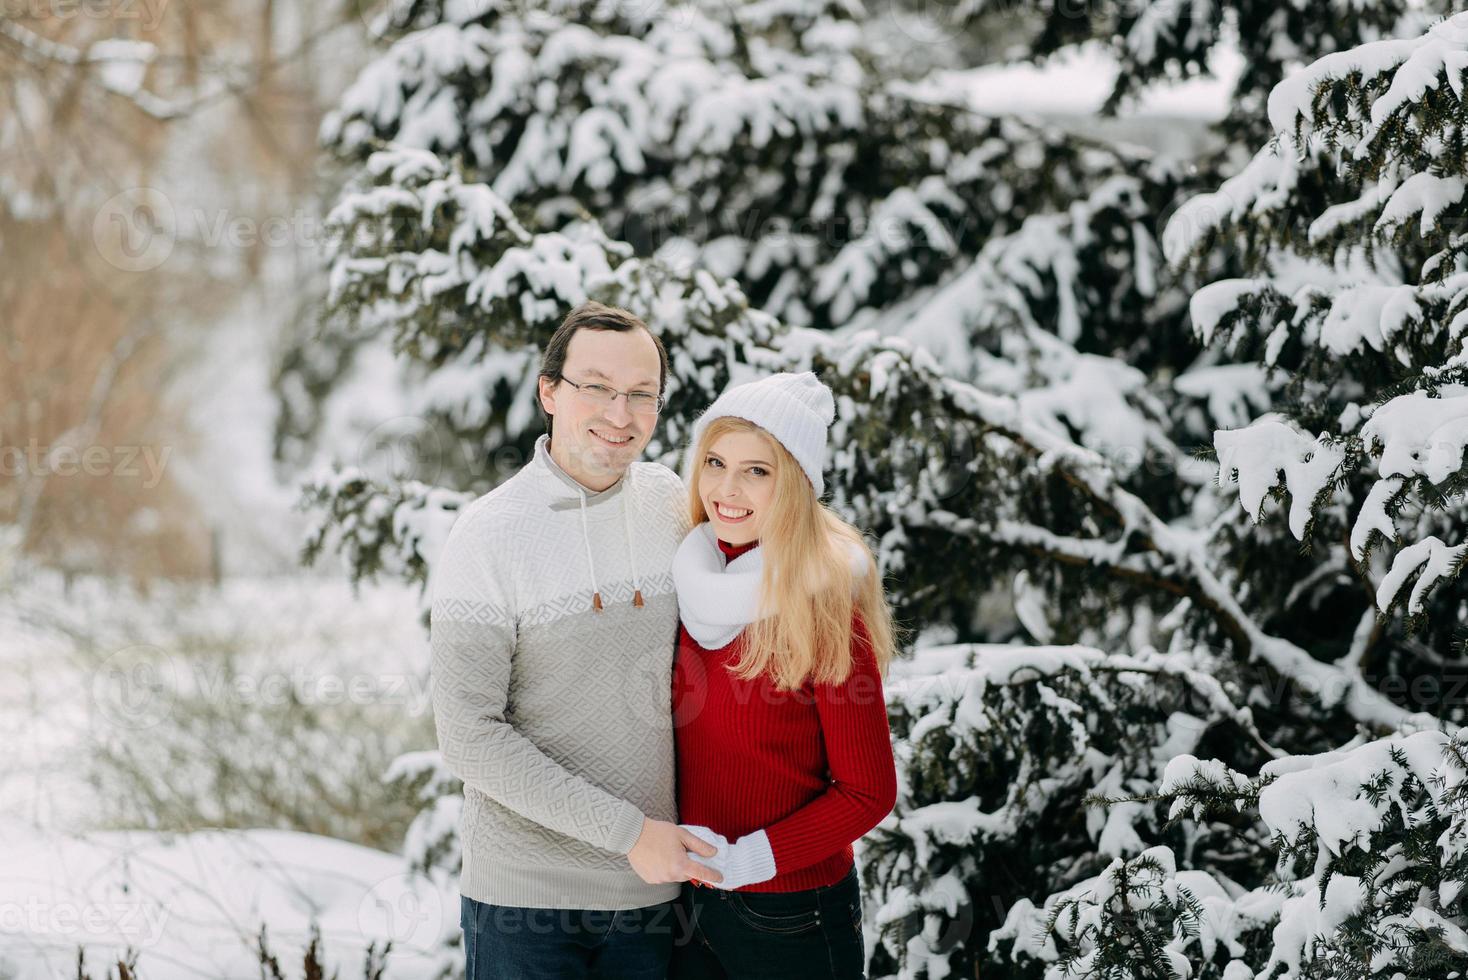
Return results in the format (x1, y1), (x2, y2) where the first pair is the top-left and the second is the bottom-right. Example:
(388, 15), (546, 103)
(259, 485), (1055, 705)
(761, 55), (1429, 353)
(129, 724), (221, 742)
(538, 326), (663, 491)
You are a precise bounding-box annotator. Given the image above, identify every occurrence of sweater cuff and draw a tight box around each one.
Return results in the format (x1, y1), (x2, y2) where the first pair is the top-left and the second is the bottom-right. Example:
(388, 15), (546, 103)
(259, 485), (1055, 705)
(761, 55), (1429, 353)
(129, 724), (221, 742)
(729, 829), (777, 886)
(606, 802), (647, 855)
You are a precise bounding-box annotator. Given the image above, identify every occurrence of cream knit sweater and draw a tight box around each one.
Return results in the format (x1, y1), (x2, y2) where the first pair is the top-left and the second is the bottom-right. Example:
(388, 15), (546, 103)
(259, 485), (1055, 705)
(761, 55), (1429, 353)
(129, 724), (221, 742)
(429, 434), (690, 909)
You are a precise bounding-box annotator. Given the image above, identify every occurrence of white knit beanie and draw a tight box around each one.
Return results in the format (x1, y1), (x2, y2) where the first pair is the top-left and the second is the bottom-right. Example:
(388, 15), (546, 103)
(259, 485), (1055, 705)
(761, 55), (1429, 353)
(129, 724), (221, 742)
(689, 371), (837, 495)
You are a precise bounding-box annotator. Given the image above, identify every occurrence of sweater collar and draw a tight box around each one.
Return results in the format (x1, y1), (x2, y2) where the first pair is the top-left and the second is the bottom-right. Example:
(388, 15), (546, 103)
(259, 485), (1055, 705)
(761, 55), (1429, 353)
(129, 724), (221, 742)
(716, 537), (759, 563)
(534, 433), (626, 509)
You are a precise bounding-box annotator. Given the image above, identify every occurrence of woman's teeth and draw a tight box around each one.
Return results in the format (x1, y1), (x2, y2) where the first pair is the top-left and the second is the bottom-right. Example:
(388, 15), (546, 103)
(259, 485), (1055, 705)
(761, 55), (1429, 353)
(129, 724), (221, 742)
(592, 429), (632, 446)
(715, 503), (752, 521)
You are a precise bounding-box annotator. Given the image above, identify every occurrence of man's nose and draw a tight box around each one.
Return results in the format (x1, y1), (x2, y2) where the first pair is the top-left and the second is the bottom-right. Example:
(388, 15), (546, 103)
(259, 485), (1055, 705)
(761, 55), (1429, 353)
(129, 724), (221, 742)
(603, 394), (633, 426)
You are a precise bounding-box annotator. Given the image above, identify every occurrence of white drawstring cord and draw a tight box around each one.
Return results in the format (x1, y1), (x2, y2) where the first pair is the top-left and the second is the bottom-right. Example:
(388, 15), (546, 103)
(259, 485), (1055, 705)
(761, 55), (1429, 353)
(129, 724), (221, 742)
(622, 471), (644, 608)
(578, 489), (603, 612)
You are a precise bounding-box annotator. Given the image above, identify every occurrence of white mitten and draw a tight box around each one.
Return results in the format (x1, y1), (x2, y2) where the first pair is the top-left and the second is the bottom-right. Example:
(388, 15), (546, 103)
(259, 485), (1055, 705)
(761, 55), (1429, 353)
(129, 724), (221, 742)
(680, 824), (776, 890)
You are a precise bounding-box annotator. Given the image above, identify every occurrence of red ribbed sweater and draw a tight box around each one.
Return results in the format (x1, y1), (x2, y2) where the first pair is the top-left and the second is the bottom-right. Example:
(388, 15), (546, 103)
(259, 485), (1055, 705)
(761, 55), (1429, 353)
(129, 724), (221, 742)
(672, 537), (898, 893)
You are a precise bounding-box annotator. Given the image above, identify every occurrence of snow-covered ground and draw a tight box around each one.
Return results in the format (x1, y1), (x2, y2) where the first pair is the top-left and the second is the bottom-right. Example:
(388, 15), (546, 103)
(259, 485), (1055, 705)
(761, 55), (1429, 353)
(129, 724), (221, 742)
(0, 828), (457, 980)
(0, 566), (446, 978)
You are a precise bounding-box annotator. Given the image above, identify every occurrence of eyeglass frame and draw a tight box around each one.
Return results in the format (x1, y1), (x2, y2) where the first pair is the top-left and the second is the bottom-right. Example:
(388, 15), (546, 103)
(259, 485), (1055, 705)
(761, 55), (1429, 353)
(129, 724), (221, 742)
(557, 375), (665, 414)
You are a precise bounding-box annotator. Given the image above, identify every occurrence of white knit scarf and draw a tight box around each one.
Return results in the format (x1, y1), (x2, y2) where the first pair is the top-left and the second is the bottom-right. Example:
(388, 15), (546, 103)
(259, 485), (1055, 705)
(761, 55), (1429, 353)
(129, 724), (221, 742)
(671, 520), (870, 649)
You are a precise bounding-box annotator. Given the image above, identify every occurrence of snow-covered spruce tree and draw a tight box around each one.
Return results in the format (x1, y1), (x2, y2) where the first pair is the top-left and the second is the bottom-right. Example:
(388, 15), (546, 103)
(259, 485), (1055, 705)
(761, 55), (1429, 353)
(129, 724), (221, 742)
(317, 0), (1139, 332)
(1164, 11), (1468, 695)
(942, 0), (1441, 145)
(289, 0), (1452, 621)
(966, 14), (1468, 979)
(291, 0), (1405, 651)
(290, 5), (1467, 979)
(991, 728), (1468, 979)
(298, 142), (1439, 979)
(858, 11), (1468, 978)
(275, 0), (1162, 467)
(861, 641), (1283, 980)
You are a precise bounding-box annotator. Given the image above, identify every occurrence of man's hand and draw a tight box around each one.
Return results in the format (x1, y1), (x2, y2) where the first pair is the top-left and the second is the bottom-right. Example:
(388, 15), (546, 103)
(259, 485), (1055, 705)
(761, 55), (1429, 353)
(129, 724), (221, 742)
(627, 818), (724, 885)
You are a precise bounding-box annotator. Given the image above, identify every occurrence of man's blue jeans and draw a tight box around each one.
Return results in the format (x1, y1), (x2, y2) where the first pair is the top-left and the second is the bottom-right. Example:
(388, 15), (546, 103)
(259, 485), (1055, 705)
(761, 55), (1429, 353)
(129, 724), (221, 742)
(460, 894), (682, 979)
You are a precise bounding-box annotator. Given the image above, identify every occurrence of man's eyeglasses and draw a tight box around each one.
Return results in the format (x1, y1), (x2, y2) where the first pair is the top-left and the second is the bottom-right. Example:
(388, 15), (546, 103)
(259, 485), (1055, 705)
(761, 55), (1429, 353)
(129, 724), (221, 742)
(560, 377), (664, 414)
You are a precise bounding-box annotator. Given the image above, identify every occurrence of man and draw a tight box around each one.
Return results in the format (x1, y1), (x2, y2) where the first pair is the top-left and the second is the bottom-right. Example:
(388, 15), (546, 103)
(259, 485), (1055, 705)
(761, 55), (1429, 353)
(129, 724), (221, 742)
(430, 301), (723, 979)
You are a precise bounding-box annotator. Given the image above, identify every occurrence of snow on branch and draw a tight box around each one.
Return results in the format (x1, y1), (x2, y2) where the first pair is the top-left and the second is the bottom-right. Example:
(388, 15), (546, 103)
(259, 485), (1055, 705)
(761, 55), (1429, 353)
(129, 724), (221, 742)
(1268, 14), (1468, 151)
(1214, 413), (1346, 540)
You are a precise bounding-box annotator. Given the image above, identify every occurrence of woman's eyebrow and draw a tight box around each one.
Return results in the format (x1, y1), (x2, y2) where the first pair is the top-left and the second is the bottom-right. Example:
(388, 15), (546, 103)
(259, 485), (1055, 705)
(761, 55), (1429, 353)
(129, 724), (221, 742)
(706, 451), (771, 466)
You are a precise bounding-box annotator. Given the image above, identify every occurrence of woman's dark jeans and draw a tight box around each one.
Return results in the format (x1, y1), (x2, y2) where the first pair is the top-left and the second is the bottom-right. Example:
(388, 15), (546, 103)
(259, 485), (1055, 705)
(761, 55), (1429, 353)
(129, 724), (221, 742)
(669, 865), (866, 979)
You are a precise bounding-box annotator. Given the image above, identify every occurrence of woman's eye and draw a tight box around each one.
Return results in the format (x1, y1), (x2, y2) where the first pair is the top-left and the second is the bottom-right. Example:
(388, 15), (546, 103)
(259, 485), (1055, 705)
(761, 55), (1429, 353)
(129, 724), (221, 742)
(706, 456), (722, 468)
(750, 467), (768, 477)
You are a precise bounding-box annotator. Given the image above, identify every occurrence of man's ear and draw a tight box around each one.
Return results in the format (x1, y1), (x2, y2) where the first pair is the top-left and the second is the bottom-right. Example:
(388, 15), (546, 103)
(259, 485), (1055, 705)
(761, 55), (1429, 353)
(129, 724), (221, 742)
(538, 375), (557, 417)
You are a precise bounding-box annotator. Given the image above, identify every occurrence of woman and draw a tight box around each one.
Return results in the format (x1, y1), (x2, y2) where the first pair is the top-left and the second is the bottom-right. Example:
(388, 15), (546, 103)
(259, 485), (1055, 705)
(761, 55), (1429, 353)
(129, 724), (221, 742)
(668, 371), (899, 979)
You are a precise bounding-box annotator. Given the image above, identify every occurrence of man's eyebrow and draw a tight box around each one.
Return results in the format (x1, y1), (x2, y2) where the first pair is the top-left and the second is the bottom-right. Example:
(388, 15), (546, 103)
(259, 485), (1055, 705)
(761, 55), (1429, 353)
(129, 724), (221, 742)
(581, 368), (657, 387)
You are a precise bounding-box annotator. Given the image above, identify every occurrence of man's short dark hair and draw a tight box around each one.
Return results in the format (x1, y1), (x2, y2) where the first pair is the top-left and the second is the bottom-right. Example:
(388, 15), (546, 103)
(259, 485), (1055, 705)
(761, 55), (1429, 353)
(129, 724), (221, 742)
(538, 300), (670, 435)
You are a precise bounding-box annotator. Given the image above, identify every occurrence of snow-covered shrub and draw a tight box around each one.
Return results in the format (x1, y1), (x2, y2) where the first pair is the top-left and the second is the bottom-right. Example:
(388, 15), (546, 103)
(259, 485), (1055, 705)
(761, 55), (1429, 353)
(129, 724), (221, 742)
(864, 641), (1276, 980)
(993, 729), (1468, 980)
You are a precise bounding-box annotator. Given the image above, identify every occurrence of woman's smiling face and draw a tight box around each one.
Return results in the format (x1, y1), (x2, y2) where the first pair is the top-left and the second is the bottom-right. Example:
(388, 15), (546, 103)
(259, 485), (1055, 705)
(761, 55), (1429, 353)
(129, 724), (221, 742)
(698, 429), (778, 546)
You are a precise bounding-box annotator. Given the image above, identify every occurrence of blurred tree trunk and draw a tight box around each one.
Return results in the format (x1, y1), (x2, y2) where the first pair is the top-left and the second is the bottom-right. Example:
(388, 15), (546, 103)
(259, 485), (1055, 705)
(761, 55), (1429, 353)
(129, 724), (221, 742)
(0, 3), (362, 582)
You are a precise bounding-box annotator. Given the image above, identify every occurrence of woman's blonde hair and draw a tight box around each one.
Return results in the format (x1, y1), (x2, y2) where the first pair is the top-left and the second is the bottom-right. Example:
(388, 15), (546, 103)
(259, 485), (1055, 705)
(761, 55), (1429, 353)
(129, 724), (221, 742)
(688, 416), (898, 690)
